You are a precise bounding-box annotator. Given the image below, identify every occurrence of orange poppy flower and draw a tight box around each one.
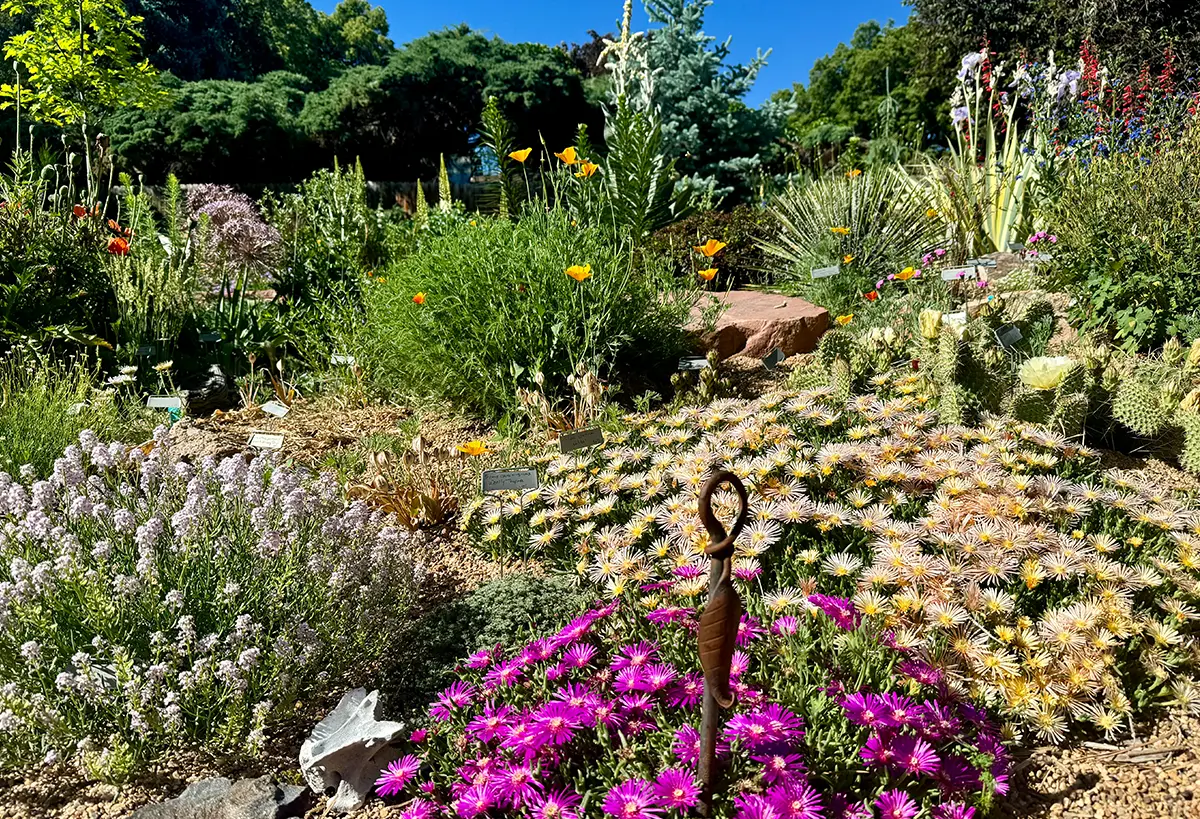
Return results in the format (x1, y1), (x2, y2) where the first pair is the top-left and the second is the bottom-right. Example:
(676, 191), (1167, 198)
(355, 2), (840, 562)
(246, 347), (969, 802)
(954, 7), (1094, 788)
(575, 162), (600, 178)
(846, 168), (862, 177)
(895, 266), (917, 281)
(509, 148), (533, 163)
(555, 147), (579, 165)
(693, 239), (727, 257)
(698, 267), (718, 281)
(72, 205), (87, 218)
(565, 264), (592, 282)
(843, 254), (855, 265)
(107, 237), (130, 256)
(864, 290), (879, 301)
(835, 314), (854, 326)
(413, 292), (426, 304)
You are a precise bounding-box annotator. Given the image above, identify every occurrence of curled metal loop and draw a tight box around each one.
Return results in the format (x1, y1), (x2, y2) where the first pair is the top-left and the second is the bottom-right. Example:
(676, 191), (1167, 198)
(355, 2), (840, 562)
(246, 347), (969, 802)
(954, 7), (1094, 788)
(698, 470), (749, 560)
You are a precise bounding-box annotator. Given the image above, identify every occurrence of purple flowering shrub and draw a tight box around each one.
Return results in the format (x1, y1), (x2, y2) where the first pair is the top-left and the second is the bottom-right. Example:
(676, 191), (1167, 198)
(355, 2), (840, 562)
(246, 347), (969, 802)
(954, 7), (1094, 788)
(375, 589), (1006, 819)
(0, 426), (423, 776)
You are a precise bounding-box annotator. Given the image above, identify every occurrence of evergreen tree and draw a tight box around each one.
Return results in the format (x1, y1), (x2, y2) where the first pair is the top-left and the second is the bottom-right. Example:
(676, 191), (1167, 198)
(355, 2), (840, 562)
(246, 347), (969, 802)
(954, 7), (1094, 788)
(641, 0), (790, 204)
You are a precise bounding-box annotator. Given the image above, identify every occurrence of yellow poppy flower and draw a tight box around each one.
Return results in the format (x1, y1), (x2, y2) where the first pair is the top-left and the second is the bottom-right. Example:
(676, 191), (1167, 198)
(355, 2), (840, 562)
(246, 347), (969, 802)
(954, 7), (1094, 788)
(836, 314), (854, 326)
(456, 440), (490, 457)
(693, 239), (727, 257)
(555, 147), (579, 165)
(846, 168), (862, 177)
(830, 226), (850, 235)
(509, 148), (533, 163)
(565, 264), (593, 282)
(698, 267), (718, 281)
(926, 208), (939, 218)
(575, 162), (600, 178)
(895, 266), (917, 281)
(412, 292), (426, 304)
(843, 254), (855, 264)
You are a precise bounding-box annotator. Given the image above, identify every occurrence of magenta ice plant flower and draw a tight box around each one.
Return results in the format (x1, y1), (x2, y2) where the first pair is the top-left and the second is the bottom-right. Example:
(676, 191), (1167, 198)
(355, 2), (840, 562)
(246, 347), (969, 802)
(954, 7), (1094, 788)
(874, 789), (919, 819)
(602, 779), (662, 819)
(375, 754), (421, 797)
(653, 768), (700, 811)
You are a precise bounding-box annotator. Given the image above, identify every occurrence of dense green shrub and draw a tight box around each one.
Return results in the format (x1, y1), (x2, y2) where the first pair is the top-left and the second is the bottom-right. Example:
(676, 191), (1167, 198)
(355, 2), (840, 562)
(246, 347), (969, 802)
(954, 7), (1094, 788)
(386, 574), (586, 709)
(644, 205), (778, 286)
(1048, 126), (1200, 352)
(363, 208), (699, 419)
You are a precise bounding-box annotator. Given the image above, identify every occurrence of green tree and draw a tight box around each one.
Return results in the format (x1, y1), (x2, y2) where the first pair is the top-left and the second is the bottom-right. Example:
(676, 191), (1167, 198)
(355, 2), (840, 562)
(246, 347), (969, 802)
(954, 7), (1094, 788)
(908, 0), (1200, 75)
(326, 0), (392, 69)
(301, 26), (598, 179)
(0, 0), (164, 128)
(107, 71), (310, 182)
(782, 22), (950, 158)
(641, 0), (790, 204)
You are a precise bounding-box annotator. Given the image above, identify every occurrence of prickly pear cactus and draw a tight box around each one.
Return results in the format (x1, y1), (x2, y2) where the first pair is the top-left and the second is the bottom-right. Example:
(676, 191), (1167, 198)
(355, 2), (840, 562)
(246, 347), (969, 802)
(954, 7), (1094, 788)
(1179, 410), (1200, 476)
(1112, 370), (1174, 437)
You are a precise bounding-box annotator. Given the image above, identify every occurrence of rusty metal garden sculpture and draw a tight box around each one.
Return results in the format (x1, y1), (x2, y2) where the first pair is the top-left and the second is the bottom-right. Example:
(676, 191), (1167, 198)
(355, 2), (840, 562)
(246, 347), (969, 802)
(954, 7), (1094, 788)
(695, 470), (750, 817)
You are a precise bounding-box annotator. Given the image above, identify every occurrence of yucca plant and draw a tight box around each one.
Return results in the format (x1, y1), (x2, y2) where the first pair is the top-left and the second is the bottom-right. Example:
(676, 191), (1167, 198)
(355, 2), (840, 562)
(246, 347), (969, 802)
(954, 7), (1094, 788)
(925, 50), (1039, 256)
(761, 166), (941, 284)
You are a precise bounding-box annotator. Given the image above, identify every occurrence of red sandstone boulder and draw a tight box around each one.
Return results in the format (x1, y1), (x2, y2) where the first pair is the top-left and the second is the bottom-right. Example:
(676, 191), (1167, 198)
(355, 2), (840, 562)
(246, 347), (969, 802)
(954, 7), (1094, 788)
(689, 291), (830, 361)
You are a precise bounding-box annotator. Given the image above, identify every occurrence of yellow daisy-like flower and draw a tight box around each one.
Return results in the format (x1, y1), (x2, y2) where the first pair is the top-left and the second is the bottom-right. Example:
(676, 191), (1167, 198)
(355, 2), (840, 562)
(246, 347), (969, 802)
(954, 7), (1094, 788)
(694, 239), (728, 257)
(836, 314), (854, 326)
(509, 148), (533, 163)
(698, 267), (718, 282)
(926, 208), (939, 218)
(565, 264), (593, 282)
(555, 146), (579, 165)
(575, 162), (600, 178)
(895, 266), (917, 281)
(456, 440), (490, 457)
(830, 226), (850, 235)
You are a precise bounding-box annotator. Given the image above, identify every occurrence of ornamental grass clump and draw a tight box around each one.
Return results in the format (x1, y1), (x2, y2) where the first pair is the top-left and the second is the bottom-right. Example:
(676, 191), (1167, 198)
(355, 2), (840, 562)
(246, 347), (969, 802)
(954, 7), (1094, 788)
(0, 428), (424, 777)
(465, 383), (1200, 744)
(376, 593), (1006, 818)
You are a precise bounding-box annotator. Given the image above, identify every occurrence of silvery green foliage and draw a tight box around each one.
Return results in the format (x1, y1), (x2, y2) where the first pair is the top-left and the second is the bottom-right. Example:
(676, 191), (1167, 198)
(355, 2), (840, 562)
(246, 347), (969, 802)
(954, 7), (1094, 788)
(0, 427), (423, 776)
(639, 0), (792, 203)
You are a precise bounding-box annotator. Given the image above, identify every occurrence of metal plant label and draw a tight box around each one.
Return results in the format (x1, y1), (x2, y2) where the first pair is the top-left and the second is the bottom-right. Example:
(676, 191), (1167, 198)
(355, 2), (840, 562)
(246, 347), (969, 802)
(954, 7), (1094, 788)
(559, 427), (604, 453)
(248, 433), (285, 450)
(761, 348), (785, 371)
(481, 468), (539, 494)
(146, 396), (183, 410)
(941, 266), (976, 282)
(810, 265), (839, 279)
(995, 324), (1023, 350)
(261, 401), (291, 418)
(331, 354), (357, 366)
(678, 357), (710, 371)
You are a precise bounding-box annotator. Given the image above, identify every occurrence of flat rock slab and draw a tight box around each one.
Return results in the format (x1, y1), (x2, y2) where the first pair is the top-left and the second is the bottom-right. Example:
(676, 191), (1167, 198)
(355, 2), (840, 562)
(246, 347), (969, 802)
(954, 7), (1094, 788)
(129, 777), (308, 819)
(690, 291), (829, 361)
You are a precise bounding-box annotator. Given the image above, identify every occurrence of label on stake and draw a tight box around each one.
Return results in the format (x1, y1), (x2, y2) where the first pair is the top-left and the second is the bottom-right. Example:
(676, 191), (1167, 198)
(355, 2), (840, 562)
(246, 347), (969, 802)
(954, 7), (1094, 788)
(330, 354), (356, 366)
(481, 468), (539, 494)
(995, 324), (1023, 350)
(761, 348), (785, 370)
(146, 396), (182, 410)
(678, 357), (709, 371)
(136, 345), (155, 357)
(261, 401), (290, 418)
(810, 265), (839, 280)
(559, 427), (605, 453)
(941, 266), (976, 281)
(198, 332), (221, 343)
(248, 433), (285, 450)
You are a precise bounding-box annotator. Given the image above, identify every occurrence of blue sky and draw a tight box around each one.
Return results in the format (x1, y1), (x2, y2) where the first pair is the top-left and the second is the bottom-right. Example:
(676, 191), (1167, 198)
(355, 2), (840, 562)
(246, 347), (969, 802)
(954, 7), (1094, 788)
(313, 1), (912, 105)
